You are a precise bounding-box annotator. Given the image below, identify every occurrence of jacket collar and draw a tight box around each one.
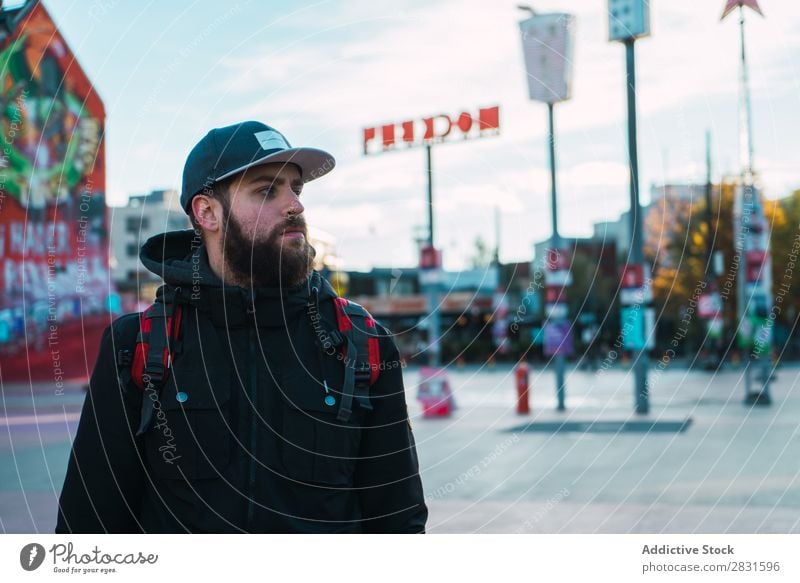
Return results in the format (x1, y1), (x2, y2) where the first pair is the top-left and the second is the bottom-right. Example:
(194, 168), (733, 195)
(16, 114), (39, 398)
(158, 245), (328, 328)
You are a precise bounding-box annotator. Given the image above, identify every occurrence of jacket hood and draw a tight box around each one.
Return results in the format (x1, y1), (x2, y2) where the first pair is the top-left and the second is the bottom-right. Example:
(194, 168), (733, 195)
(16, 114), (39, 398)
(139, 229), (337, 327)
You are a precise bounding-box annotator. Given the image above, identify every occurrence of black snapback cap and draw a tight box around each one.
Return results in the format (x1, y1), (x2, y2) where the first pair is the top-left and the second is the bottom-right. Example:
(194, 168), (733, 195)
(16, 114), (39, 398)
(180, 120), (335, 214)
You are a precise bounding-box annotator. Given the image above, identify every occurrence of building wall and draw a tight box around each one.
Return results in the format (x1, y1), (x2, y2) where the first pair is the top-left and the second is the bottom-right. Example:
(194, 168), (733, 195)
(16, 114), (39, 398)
(109, 189), (190, 292)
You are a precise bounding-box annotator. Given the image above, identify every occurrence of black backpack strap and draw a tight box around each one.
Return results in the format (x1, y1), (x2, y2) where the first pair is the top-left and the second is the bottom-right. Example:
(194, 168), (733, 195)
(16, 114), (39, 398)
(112, 313), (142, 400)
(305, 280), (376, 423)
(337, 333), (357, 422)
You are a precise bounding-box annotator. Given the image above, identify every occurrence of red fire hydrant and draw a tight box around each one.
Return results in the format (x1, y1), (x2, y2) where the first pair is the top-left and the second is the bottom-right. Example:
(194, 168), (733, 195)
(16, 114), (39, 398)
(515, 362), (530, 414)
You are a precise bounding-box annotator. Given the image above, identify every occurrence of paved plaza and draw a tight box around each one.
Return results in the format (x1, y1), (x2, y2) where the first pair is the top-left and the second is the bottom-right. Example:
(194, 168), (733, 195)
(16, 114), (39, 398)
(2, 362), (798, 533)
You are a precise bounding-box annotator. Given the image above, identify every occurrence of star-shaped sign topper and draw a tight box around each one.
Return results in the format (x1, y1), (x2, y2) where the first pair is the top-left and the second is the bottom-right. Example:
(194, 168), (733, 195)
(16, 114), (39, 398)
(721, 0), (764, 20)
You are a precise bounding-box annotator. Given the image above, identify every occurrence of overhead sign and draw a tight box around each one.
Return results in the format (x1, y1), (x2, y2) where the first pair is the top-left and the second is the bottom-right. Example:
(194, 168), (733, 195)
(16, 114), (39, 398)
(363, 106), (500, 155)
(608, 0), (651, 42)
(518, 13), (576, 103)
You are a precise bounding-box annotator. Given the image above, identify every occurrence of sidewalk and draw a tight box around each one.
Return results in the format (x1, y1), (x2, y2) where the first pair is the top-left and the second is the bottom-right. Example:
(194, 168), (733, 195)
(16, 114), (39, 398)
(1, 366), (798, 533)
(406, 364), (800, 533)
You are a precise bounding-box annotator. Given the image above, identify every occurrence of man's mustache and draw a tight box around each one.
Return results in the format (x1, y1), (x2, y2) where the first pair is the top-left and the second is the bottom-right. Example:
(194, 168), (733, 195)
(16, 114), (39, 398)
(277, 216), (308, 237)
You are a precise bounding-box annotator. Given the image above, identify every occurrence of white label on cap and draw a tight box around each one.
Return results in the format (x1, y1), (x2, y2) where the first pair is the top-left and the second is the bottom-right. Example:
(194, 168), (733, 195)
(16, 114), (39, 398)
(254, 130), (290, 151)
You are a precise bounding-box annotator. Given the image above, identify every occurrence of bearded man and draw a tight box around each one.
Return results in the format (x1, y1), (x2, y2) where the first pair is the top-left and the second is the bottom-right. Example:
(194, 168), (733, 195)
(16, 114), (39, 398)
(56, 121), (428, 533)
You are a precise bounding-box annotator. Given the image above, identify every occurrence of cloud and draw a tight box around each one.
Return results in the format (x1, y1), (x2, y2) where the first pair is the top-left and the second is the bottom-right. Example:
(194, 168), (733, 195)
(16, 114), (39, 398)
(561, 161), (630, 189)
(85, 0), (800, 269)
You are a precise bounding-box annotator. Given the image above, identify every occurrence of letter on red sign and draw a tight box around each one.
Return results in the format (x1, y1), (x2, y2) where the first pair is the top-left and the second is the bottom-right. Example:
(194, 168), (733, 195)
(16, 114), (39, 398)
(422, 115), (452, 142)
(381, 124), (395, 149)
(401, 120), (414, 143)
(363, 127), (376, 155)
(456, 112), (473, 134)
(423, 117), (435, 141)
(478, 106), (500, 131)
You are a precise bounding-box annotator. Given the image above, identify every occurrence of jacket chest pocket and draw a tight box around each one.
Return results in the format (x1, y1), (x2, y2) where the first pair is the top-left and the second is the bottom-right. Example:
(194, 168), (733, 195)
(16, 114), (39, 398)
(145, 353), (232, 481)
(279, 370), (362, 486)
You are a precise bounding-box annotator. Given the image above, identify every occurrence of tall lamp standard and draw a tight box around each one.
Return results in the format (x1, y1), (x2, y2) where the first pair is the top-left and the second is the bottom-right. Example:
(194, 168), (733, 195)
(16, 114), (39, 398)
(721, 0), (773, 405)
(517, 5), (576, 411)
(608, 0), (652, 414)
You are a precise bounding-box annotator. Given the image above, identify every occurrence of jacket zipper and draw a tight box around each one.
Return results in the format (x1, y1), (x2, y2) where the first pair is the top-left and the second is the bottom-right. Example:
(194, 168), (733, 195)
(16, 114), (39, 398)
(246, 292), (258, 531)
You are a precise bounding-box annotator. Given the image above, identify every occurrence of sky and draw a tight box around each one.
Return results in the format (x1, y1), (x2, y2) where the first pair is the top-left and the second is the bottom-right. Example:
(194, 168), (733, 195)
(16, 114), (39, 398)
(44, 0), (800, 271)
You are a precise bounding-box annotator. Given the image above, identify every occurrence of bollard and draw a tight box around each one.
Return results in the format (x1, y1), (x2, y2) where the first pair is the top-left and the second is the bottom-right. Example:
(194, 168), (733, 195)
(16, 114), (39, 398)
(515, 361), (530, 414)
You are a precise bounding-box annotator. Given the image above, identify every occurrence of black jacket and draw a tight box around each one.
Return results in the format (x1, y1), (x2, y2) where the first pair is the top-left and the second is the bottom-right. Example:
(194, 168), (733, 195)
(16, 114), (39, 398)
(56, 229), (427, 533)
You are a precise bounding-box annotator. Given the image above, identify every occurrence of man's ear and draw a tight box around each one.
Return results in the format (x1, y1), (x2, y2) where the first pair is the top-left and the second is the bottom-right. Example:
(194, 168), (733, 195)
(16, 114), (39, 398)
(192, 195), (222, 234)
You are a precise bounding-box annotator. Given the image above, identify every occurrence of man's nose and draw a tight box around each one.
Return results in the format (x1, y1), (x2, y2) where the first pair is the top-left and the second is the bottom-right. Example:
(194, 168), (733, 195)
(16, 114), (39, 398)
(286, 194), (304, 217)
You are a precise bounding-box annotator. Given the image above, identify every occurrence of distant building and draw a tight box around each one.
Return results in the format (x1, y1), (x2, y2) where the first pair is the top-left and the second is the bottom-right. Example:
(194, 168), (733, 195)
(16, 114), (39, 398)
(650, 183), (718, 204)
(109, 189), (189, 301)
(533, 235), (618, 275)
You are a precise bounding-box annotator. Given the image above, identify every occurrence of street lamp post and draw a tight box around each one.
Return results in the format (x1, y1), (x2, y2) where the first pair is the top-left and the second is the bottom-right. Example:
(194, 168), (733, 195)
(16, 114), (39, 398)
(608, 0), (652, 415)
(518, 6), (576, 411)
(701, 131), (725, 360)
(721, 0), (772, 405)
(424, 142), (441, 367)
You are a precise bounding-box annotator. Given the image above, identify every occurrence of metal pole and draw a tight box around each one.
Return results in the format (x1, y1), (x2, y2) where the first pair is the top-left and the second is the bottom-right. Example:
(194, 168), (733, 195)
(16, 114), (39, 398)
(705, 130), (714, 272)
(704, 130), (723, 364)
(625, 38), (649, 415)
(736, 7), (755, 399)
(426, 144), (434, 246)
(547, 102), (566, 411)
(425, 143), (440, 367)
(735, 6), (771, 403)
(548, 103), (560, 244)
(735, 184), (750, 396)
(494, 205), (500, 265)
(738, 7), (755, 177)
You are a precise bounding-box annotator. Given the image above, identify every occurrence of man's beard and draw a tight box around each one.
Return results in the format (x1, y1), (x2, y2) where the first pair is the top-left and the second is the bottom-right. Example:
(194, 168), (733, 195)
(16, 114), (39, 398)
(221, 208), (316, 289)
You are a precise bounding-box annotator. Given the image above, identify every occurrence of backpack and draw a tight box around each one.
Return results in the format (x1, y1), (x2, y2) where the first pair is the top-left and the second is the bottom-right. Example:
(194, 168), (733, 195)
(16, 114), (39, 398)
(115, 288), (381, 436)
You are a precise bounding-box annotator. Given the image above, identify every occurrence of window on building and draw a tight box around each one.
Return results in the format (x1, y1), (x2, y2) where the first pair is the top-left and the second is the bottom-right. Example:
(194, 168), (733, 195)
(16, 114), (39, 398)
(126, 243), (139, 258)
(126, 216), (150, 233)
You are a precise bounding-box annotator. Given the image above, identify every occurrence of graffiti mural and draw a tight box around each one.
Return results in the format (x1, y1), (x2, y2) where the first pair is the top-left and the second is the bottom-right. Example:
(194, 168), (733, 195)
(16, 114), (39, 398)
(0, 0), (109, 383)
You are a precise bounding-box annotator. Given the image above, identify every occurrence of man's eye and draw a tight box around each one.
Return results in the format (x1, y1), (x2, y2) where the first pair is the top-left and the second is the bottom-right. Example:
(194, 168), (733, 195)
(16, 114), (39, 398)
(293, 188), (303, 196)
(259, 188), (276, 197)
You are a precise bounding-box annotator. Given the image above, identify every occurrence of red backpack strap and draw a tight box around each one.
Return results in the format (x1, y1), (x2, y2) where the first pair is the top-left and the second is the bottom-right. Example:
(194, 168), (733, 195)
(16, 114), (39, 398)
(130, 301), (183, 436)
(332, 298), (381, 422)
(332, 298), (381, 384)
